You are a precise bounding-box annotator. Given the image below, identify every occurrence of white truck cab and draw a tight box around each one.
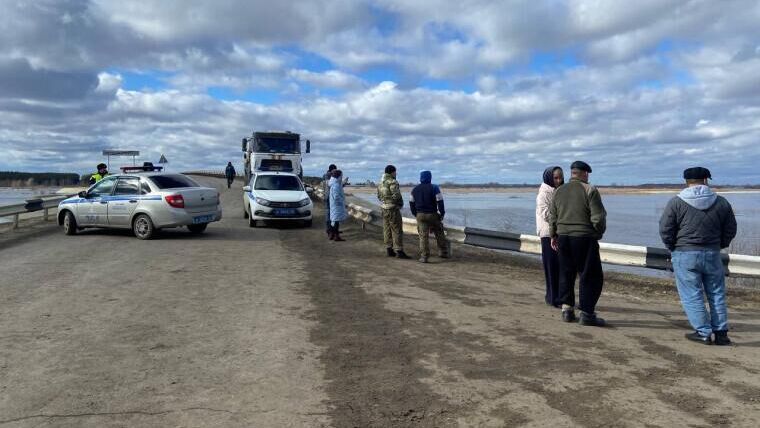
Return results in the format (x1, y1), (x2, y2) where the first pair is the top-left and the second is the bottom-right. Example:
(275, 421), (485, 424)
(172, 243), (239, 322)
(242, 131), (311, 182)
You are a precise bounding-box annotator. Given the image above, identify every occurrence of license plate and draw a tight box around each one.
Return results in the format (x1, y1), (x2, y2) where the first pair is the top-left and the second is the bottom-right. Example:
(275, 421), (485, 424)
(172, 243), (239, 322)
(273, 208), (296, 216)
(192, 215), (214, 224)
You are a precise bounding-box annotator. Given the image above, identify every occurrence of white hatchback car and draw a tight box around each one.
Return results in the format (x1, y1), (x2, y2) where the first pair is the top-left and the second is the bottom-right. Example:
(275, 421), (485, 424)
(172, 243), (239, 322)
(243, 172), (313, 227)
(58, 173), (222, 239)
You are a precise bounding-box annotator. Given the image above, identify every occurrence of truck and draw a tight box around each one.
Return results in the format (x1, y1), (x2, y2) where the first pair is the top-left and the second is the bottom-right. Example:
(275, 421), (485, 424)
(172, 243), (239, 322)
(241, 131), (311, 183)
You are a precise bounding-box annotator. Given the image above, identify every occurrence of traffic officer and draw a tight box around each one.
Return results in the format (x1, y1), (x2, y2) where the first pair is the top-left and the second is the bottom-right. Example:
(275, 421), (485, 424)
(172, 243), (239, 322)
(89, 163), (109, 185)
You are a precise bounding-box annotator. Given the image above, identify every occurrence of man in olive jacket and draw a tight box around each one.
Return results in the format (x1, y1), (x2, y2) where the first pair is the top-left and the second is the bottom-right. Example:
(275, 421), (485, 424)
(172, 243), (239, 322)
(549, 161), (607, 326)
(377, 165), (410, 259)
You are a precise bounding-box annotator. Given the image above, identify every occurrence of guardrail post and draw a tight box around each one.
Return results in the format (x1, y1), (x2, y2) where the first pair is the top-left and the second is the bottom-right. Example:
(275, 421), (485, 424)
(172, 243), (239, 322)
(43, 208), (49, 221)
(13, 214), (19, 229)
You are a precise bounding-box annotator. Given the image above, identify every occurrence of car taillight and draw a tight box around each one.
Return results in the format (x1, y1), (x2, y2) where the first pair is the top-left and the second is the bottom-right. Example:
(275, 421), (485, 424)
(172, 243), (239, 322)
(165, 194), (185, 208)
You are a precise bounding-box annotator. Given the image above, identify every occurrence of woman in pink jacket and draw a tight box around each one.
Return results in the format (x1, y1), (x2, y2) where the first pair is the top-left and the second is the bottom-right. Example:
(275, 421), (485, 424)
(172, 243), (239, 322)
(536, 166), (564, 307)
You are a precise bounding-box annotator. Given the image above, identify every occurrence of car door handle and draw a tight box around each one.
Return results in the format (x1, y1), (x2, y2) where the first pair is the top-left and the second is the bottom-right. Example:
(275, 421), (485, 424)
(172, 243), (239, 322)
(129, 200), (138, 203)
(100, 201), (108, 204)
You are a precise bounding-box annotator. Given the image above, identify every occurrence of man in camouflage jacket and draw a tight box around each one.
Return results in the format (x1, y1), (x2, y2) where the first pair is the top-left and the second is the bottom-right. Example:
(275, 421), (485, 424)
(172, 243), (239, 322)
(377, 165), (410, 259)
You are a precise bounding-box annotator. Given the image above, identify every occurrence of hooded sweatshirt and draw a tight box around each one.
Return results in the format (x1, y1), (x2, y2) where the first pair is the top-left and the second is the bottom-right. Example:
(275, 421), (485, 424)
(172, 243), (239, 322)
(410, 170), (445, 216)
(659, 185), (737, 251)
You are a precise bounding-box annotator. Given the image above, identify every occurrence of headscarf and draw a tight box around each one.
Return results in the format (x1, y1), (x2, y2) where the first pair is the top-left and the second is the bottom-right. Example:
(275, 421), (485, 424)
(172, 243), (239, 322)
(543, 166), (562, 188)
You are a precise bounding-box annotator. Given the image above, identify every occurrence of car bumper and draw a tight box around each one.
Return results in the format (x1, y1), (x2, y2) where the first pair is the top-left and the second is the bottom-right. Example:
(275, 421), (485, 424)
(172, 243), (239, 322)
(153, 207), (223, 228)
(251, 205), (312, 220)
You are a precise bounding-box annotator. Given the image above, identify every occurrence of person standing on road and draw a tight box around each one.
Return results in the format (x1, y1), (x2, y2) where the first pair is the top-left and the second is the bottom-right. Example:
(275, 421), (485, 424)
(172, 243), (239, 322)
(410, 170), (449, 263)
(659, 167), (737, 345)
(88, 163), (109, 185)
(225, 162), (236, 189)
(377, 165), (410, 259)
(323, 164), (337, 236)
(328, 169), (348, 241)
(537, 166), (564, 307)
(549, 161), (607, 326)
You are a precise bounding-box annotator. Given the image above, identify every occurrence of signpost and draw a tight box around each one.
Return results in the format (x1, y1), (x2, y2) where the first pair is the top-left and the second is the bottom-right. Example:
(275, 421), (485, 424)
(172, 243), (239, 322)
(102, 150), (140, 168)
(158, 154), (168, 171)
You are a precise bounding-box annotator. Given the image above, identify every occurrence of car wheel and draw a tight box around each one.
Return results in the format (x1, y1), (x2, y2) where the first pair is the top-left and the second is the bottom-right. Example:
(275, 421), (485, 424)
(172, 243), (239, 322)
(243, 205), (249, 219)
(63, 211), (78, 235)
(248, 212), (257, 228)
(304, 219), (312, 228)
(133, 214), (155, 240)
(188, 223), (208, 234)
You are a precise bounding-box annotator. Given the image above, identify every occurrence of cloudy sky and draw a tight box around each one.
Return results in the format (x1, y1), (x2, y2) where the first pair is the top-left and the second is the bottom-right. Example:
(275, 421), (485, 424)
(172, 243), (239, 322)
(1, 0), (759, 184)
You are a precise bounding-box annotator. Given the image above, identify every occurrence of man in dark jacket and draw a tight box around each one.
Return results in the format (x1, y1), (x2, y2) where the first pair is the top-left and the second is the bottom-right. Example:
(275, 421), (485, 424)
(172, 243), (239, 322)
(549, 161), (607, 326)
(659, 167), (737, 345)
(410, 170), (449, 263)
(225, 162), (236, 189)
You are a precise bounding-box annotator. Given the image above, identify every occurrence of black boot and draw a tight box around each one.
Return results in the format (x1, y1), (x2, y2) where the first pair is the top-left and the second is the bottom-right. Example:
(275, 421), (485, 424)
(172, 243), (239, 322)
(685, 331), (712, 345)
(714, 330), (732, 346)
(396, 250), (411, 259)
(386, 247), (396, 257)
(562, 309), (576, 323)
(579, 312), (606, 327)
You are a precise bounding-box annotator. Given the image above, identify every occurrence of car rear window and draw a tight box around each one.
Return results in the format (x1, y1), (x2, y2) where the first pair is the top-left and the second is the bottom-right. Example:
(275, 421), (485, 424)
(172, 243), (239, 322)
(254, 175), (302, 191)
(149, 174), (200, 189)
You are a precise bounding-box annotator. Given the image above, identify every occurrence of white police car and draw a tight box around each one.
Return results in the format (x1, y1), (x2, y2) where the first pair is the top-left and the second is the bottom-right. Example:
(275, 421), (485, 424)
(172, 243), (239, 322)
(242, 172), (313, 227)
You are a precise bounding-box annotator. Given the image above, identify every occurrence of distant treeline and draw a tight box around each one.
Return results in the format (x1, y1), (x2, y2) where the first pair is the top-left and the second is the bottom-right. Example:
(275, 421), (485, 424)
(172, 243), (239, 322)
(0, 171), (81, 187)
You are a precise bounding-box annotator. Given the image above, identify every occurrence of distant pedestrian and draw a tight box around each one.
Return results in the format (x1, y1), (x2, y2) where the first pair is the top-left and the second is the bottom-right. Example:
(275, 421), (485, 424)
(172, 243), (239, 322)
(537, 166), (564, 307)
(377, 165), (410, 259)
(659, 167), (737, 345)
(225, 162), (236, 188)
(410, 170), (449, 263)
(549, 161), (607, 326)
(323, 164), (337, 236)
(89, 163), (109, 185)
(328, 169), (348, 241)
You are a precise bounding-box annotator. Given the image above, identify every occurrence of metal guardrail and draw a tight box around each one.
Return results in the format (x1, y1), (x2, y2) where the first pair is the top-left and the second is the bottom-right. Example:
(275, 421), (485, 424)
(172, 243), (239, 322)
(0, 195), (70, 229)
(315, 188), (760, 278)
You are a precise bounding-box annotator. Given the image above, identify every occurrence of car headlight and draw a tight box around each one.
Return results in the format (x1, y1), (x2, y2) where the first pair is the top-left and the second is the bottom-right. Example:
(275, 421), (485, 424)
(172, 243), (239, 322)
(255, 197), (271, 206)
(298, 198), (311, 207)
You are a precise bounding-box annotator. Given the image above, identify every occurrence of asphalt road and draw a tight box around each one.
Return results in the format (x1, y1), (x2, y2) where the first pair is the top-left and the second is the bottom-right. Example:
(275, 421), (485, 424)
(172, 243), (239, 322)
(1, 177), (759, 427)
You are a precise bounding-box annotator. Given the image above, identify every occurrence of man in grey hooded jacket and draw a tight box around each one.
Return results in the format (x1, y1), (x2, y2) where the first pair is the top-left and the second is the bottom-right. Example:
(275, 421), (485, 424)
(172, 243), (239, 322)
(659, 167), (737, 345)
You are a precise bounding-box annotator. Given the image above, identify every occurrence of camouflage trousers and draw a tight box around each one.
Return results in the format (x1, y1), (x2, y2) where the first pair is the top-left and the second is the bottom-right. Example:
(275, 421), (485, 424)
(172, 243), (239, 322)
(382, 208), (404, 251)
(416, 213), (448, 258)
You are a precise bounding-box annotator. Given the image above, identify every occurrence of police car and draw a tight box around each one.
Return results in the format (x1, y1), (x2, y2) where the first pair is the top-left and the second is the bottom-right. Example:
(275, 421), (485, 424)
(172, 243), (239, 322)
(242, 171), (313, 227)
(58, 171), (222, 239)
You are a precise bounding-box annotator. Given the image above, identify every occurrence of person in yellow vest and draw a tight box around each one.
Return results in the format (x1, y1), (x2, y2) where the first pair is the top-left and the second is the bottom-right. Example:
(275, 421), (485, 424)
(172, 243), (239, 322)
(89, 163), (109, 185)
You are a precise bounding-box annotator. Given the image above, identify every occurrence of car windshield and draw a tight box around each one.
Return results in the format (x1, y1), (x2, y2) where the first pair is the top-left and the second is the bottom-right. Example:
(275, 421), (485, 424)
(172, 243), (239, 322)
(254, 175), (302, 191)
(149, 174), (200, 189)
(253, 137), (299, 154)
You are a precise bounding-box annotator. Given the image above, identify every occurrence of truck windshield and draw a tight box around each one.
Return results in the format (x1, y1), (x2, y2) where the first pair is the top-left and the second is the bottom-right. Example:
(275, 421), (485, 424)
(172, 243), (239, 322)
(254, 175), (303, 191)
(253, 137), (300, 154)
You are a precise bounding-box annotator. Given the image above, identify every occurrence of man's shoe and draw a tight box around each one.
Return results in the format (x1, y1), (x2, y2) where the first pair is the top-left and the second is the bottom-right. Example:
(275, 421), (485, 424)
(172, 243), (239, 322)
(562, 309), (576, 323)
(386, 248), (396, 257)
(714, 330), (732, 346)
(685, 331), (713, 345)
(578, 312), (606, 327)
(334, 236), (345, 242)
(419, 257), (429, 263)
(396, 250), (411, 259)
(439, 253), (450, 259)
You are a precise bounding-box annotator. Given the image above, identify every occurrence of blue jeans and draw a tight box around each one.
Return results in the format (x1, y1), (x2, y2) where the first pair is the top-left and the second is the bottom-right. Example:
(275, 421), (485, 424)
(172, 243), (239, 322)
(672, 250), (728, 337)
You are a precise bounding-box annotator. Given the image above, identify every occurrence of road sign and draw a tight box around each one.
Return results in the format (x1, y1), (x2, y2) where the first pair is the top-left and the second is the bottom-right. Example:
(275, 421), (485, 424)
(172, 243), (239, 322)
(158, 154), (168, 164)
(102, 150), (140, 168)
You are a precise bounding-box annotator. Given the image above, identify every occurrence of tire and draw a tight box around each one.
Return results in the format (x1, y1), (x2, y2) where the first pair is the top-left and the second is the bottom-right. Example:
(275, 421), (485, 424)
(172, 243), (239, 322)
(63, 211), (78, 235)
(304, 219), (312, 228)
(248, 210), (257, 228)
(188, 223), (208, 234)
(243, 205), (249, 219)
(132, 214), (156, 240)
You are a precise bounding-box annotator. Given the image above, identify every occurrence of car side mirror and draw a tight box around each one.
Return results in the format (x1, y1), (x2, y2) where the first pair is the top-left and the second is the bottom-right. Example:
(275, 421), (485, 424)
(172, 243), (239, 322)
(305, 185), (313, 193)
(78, 191), (88, 198)
(305, 139), (311, 154)
(243, 185), (251, 192)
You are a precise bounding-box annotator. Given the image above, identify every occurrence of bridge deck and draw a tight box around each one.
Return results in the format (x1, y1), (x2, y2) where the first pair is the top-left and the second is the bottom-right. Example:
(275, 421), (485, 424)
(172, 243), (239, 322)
(1, 177), (759, 427)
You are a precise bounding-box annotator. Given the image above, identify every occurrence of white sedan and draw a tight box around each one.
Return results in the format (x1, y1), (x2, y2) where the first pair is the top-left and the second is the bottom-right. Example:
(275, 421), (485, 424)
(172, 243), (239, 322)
(58, 173), (222, 239)
(243, 172), (313, 227)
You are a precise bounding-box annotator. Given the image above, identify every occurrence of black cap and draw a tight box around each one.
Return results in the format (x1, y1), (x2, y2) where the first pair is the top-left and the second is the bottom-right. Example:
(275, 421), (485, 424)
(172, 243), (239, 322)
(570, 161), (592, 173)
(97, 163), (107, 169)
(683, 167), (711, 180)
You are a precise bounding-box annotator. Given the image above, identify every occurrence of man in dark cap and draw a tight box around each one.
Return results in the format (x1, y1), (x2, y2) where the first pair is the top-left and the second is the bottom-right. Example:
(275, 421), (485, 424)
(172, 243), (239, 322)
(549, 160), (607, 326)
(659, 167), (737, 345)
(89, 163), (109, 185)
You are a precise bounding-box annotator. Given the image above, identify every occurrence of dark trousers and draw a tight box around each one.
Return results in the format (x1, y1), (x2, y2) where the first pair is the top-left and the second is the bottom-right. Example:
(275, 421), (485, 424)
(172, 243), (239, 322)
(328, 221), (340, 235)
(226, 177), (234, 188)
(541, 237), (560, 306)
(557, 235), (604, 314)
(324, 203), (331, 232)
